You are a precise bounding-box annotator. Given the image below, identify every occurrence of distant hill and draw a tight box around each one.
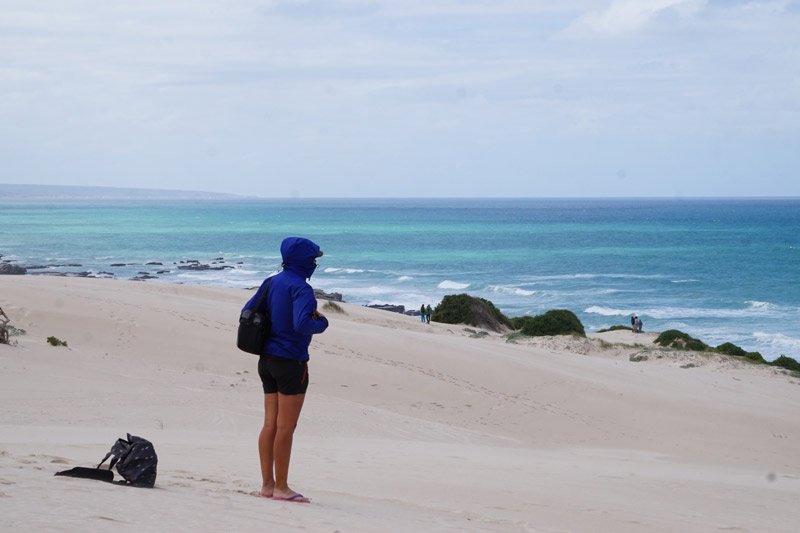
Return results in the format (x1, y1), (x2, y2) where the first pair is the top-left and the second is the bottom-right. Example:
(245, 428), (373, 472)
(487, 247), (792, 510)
(0, 184), (247, 200)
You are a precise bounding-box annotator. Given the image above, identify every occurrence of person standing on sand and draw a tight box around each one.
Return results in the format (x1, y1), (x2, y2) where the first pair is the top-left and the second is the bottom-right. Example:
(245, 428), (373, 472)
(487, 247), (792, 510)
(420, 304), (426, 323)
(426, 304), (432, 324)
(244, 237), (328, 503)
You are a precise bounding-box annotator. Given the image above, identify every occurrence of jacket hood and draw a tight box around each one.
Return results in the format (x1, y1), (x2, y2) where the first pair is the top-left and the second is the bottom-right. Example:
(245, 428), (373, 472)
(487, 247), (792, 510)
(280, 237), (322, 279)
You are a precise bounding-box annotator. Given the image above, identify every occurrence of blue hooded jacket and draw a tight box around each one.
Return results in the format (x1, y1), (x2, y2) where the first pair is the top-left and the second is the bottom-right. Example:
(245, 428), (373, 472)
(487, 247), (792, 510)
(243, 237), (329, 361)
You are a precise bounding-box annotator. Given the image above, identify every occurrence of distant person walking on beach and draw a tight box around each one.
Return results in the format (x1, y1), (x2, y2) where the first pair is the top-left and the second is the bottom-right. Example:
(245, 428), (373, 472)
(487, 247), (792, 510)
(631, 314), (637, 332)
(425, 304), (432, 324)
(244, 237), (328, 503)
(420, 304), (426, 323)
(636, 316), (643, 333)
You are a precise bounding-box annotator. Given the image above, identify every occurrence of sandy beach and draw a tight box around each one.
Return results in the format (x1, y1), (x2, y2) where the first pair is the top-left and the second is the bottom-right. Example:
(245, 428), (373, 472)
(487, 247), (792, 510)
(1, 276), (798, 532)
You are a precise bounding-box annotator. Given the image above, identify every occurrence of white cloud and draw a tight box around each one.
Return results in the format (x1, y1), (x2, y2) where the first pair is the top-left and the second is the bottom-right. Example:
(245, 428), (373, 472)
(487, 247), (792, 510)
(564, 0), (705, 36)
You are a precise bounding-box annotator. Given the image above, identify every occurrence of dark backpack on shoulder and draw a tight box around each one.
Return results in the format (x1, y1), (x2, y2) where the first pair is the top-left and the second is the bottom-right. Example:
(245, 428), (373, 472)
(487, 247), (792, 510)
(98, 433), (158, 488)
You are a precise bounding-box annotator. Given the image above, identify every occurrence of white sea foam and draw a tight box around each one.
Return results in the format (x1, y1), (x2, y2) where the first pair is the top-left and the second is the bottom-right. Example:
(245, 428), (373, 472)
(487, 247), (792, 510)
(438, 280), (470, 290)
(397, 276), (413, 282)
(745, 300), (777, 311)
(753, 332), (800, 352)
(584, 306), (629, 317)
(324, 267), (367, 274)
(523, 273), (668, 282)
(488, 285), (536, 297)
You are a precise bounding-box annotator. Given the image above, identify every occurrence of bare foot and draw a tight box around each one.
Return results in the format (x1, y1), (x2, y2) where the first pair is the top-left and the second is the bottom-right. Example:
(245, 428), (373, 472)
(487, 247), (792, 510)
(272, 487), (310, 503)
(260, 483), (274, 498)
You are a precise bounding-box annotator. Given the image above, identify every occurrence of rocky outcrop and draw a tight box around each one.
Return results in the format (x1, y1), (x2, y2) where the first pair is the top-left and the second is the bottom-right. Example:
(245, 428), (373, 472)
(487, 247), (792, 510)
(0, 263), (27, 275)
(367, 304), (406, 314)
(176, 263), (233, 271)
(314, 289), (343, 302)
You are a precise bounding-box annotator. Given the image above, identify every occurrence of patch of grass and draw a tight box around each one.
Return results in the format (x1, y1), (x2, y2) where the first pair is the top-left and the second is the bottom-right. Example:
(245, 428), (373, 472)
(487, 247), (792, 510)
(463, 328), (489, 338)
(505, 331), (526, 343)
(46, 336), (68, 347)
(7, 325), (26, 336)
(322, 301), (345, 314)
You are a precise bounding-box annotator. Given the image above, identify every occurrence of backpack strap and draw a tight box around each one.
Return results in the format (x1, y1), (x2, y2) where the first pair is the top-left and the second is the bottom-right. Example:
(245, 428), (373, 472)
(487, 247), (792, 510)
(254, 277), (272, 313)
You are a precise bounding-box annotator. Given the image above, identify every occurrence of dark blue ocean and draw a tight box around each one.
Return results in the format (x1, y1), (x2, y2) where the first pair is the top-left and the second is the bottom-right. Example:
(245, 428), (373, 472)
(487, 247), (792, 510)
(2, 197), (799, 360)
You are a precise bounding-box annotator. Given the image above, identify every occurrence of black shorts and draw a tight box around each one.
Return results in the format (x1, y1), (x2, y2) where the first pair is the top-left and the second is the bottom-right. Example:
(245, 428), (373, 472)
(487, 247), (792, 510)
(258, 354), (309, 395)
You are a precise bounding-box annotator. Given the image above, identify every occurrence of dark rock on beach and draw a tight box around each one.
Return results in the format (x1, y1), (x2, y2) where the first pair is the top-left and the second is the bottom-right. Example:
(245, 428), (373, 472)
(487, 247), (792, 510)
(367, 304), (406, 314)
(177, 263), (233, 271)
(25, 263), (83, 269)
(145, 261), (163, 266)
(29, 270), (93, 278)
(314, 289), (343, 302)
(0, 263), (27, 275)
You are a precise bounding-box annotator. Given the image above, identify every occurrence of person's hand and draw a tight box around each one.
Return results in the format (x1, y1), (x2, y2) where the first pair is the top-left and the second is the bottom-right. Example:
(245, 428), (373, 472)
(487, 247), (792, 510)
(312, 310), (325, 320)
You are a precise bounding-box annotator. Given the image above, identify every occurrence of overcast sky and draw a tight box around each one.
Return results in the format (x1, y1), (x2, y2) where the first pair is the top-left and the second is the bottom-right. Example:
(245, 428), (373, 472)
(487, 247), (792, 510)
(1, 0), (798, 198)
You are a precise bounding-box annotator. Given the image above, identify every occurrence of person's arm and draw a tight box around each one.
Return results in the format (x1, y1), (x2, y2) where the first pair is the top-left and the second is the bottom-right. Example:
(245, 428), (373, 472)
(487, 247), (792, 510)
(291, 286), (329, 335)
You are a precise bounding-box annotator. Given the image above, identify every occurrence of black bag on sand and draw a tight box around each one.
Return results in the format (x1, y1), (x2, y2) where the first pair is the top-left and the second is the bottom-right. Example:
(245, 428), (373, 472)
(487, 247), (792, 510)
(98, 434), (158, 488)
(237, 277), (272, 355)
(55, 433), (157, 488)
(55, 466), (114, 483)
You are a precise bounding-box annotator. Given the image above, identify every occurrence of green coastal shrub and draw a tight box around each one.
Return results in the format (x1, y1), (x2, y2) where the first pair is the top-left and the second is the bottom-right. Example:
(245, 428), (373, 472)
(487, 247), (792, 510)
(770, 355), (800, 372)
(654, 331), (797, 369)
(715, 342), (748, 357)
(597, 325), (632, 333)
(517, 309), (585, 337)
(654, 330), (708, 351)
(432, 294), (511, 332)
(46, 336), (68, 347)
(742, 351), (766, 364)
(509, 316), (537, 331)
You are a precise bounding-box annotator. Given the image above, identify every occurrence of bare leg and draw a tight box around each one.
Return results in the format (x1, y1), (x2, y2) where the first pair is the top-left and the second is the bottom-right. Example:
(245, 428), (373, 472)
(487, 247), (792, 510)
(272, 392), (306, 499)
(258, 393), (278, 497)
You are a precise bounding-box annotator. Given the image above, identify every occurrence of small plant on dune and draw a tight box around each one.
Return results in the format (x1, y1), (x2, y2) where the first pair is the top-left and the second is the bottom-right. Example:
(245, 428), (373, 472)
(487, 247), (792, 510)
(46, 336), (68, 347)
(3, 324), (26, 336)
(505, 331), (526, 343)
(322, 301), (345, 314)
(516, 309), (586, 337)
(463, 327), (489, 339)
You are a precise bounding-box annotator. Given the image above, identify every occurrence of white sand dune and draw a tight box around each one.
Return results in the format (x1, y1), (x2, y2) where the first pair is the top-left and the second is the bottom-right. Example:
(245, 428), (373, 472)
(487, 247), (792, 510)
(1, 276), (798, 532)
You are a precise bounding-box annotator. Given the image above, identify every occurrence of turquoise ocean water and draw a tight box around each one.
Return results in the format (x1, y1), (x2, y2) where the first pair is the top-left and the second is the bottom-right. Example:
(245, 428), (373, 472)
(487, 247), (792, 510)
(1, 198), (799, 360)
